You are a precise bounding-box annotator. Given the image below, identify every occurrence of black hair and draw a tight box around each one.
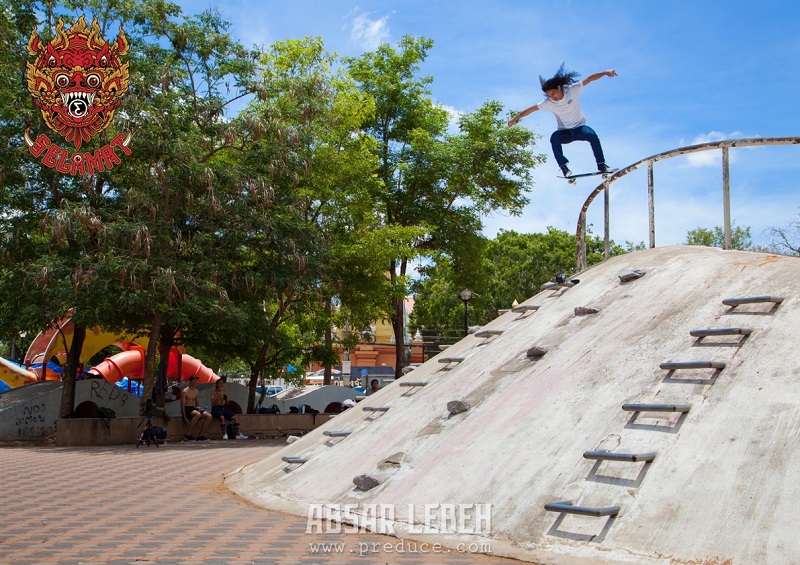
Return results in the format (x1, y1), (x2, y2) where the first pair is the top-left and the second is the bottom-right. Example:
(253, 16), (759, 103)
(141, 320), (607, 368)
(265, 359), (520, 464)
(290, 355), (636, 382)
(540, 63), (580, 92)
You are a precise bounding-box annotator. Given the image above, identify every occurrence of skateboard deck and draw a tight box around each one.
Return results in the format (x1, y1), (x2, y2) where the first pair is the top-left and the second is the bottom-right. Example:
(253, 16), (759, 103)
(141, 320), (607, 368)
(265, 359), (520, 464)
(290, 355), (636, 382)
(558, 169), (618, 184)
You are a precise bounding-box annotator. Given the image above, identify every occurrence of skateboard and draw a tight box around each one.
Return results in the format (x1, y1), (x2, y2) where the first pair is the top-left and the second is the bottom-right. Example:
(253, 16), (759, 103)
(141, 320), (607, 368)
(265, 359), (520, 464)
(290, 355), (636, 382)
(558, 169), (618, 184)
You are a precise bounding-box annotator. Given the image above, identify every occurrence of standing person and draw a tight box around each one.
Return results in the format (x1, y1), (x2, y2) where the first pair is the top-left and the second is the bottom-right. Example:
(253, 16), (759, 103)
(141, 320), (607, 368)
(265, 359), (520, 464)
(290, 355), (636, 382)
(181, 375), (212, 441)
(210, 380), (247, 440)
(508, 63), (617, 178)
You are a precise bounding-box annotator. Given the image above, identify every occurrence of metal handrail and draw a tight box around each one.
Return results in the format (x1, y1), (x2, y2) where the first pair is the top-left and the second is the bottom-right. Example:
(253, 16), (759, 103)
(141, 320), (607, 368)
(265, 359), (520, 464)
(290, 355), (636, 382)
(575, 137), (800, 270)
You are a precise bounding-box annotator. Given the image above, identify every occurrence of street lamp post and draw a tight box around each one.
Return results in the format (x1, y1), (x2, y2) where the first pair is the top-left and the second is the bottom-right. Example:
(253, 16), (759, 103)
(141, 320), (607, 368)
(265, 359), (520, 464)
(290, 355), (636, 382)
(460, 289), (473, 336)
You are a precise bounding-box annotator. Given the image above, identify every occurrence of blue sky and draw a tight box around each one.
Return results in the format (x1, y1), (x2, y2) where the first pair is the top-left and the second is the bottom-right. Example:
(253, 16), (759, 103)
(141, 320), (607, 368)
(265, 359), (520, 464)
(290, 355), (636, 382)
(177, 0), (800, 251)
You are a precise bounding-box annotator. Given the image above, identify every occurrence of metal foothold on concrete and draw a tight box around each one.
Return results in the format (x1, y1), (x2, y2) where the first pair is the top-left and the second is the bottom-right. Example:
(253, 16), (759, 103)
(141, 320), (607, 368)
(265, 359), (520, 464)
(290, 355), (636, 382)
(447, 400), (470, 415)
(353, 474), (380, 491)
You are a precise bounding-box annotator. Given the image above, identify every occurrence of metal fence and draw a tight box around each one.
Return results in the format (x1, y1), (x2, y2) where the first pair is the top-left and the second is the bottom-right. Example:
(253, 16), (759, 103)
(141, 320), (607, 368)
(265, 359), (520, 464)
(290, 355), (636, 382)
(575, 137), (800, 271)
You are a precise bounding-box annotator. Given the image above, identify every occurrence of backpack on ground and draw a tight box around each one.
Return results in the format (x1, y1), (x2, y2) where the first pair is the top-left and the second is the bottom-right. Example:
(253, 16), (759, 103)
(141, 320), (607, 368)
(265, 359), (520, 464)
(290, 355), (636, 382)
(142, 425), (166, 441)
(258, 404), (280, 414)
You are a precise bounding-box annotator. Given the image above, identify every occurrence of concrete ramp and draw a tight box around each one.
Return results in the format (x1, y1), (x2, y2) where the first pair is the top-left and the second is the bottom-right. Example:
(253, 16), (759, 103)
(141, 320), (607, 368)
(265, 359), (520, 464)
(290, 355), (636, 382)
(227, 246), (800, 564)
(268, 385), (357, 413)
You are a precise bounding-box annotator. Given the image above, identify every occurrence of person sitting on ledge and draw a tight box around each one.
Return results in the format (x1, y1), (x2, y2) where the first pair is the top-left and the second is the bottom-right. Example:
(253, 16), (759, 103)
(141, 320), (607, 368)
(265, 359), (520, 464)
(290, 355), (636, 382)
(210, 380), (247, 440)
(181, 376), (212, 441)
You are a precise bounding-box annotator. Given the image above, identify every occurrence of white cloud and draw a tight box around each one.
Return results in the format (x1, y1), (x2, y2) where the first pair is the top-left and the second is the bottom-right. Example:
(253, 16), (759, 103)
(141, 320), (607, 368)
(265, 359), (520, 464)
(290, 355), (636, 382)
(436, 103), (463, 132)
(348, 12), (390, 51)
(683, 131), (745, 168)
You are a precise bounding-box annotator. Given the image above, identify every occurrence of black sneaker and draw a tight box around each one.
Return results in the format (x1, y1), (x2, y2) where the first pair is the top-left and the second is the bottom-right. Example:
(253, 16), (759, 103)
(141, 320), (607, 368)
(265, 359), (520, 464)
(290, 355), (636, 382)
(560, 165), (572, 177)
(597, 163), (612, 173)
(183, 434), (195, 442)
(196, 435), (210, 442)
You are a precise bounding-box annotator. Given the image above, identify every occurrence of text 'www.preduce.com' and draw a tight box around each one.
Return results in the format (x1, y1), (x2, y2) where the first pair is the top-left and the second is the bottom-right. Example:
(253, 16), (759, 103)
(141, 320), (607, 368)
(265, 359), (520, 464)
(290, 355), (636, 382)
(308, 539), (493, 557)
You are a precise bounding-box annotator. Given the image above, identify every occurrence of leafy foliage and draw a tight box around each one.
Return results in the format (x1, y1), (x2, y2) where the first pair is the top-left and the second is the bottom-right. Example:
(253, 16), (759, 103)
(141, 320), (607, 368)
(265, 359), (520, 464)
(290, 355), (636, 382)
(684, 223), (753, 250)
(411, 227), (626, 340)
(0, 6), (552, 414)
(345, 36), (546, 374)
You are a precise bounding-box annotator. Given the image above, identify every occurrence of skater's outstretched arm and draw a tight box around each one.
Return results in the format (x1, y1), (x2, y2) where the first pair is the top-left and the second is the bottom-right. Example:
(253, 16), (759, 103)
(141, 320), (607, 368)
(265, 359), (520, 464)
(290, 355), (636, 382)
(582, 69), (617, 86)
(507, 104), (540, 127)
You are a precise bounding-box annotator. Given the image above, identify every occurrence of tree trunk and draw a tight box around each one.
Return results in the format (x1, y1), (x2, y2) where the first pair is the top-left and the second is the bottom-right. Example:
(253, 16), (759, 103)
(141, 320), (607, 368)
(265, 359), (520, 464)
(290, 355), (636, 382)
(156, 329), (174, 407)
(247, 344), (268, 413)
(392, 257), (409, 378)
(142, 310), (163, 406)
(392, 295), (405, 378)
(60, 325), (86, 418)
(248, 365), (260, 414)
(323, 297), (332, 386)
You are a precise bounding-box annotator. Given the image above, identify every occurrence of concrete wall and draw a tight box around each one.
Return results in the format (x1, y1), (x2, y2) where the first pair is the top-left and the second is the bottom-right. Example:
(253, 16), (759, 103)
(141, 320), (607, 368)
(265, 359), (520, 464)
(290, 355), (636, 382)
(0, 383), (61, 440)
(0, 380), (250, 441)
(0, 379), (139, 441)
(55, 413), (336, 446)
(162, 382), (249, 418)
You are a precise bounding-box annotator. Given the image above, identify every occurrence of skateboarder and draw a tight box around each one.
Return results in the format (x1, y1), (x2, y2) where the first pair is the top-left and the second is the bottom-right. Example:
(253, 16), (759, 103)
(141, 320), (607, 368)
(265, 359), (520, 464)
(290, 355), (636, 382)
(508, 64), (617, 178)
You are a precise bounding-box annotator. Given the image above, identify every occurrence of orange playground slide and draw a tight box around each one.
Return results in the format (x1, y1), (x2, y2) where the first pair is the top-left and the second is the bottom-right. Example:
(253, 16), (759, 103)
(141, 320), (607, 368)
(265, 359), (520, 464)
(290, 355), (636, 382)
(87, 347), (218, 384)
(23, 312), (217, 385)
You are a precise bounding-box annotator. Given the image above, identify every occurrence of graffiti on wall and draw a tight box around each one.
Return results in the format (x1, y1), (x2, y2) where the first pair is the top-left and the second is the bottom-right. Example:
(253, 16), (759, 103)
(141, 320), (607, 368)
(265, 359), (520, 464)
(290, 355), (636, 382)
(14, 402), (51, 438)
(90, 379), (129, 406)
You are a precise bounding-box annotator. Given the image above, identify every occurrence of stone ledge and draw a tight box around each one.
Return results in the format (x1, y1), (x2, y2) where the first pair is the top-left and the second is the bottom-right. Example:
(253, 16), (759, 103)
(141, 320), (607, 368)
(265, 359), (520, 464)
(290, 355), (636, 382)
(56, 413), (335, 446)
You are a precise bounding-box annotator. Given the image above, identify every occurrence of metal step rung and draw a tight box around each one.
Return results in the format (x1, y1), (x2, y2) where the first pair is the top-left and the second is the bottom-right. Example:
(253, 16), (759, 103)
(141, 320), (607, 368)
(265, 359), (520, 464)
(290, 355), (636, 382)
(282, 456), (308, 464)
(474, 329), (504, 338)
(322, 431), (351, 437)
(659, 361), (726, 370)
(690, 328), (752, 337)
(622, 403), (691, 413)
(583, 450), (656, 463)
(438, 356), (465, 364)
(544, 500), (620, 517)
(541, 281), (575, 291)
(511, 304), (541, 313)
(722, 295), (784, 306)
(362, 406), (390, 412)
(399, 381), (427, 387)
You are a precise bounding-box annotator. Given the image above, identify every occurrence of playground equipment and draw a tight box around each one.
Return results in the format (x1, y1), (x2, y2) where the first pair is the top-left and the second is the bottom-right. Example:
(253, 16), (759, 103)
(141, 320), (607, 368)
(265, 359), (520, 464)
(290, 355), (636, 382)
(0, 357), (38, 388)
(11, 311), (218, 388)
(87, 345), (217, 384)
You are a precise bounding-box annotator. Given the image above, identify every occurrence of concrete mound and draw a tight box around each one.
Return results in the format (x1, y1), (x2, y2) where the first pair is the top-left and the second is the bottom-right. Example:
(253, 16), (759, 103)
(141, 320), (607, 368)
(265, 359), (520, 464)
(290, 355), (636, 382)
(227, 246), (800, 564)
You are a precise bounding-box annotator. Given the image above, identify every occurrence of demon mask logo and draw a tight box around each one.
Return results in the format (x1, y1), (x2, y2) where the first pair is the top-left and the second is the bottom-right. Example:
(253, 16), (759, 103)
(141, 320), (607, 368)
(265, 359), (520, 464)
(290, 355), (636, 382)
(26, 16), (129, 149)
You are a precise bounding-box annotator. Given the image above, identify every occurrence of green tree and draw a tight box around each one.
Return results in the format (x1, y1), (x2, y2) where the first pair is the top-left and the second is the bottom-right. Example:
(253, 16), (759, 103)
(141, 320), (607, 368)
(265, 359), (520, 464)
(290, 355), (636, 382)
(685, 224), (753, 250)
(411, 227), (624, 340)
(346, 36), (544, 376)
(209, 35), (391, 406)
(0, 2), (266, 415)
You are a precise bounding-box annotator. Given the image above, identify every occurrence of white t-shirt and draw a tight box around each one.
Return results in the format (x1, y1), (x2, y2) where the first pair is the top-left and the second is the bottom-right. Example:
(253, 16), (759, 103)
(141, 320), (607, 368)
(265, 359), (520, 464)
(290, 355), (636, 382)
(538, 82), (586, 130)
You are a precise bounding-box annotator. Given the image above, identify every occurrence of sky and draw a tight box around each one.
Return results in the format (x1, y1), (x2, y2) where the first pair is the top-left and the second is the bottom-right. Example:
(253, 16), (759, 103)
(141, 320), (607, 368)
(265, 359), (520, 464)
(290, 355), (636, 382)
(175, 0), (800, 252)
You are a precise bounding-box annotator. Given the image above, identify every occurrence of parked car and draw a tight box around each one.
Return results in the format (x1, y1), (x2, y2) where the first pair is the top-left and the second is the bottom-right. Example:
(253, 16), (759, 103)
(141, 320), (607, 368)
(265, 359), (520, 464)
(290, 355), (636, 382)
(256, 385), (285, 397)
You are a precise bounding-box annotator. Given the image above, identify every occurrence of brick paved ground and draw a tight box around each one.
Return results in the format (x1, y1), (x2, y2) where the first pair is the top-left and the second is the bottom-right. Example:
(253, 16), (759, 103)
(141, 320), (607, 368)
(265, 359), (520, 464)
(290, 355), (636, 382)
(0, 440), (522, 564)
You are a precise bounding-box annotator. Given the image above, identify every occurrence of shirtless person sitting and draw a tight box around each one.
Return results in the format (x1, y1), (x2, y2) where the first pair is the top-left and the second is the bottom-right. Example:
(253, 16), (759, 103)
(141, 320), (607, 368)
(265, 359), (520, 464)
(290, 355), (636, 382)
(181, 375), (212, 441)
(210, 380), (247, 440)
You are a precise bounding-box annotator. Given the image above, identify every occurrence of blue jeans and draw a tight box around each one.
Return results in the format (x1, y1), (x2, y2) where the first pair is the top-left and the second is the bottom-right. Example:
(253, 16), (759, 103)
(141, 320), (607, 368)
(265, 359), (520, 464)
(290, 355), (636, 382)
(550, 125), (606, 169)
